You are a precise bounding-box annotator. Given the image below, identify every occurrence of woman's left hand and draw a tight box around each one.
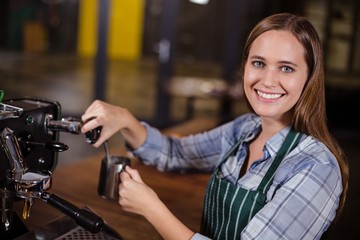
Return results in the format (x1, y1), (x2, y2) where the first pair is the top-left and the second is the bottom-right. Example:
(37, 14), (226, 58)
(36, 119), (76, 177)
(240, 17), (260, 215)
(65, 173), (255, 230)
(118, 166), (160, 217)
(119, 166), (196, 240)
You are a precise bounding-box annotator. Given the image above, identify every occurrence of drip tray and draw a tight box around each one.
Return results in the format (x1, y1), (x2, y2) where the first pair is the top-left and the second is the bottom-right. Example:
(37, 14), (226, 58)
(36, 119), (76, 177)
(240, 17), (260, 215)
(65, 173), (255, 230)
(55, 225), (118, 240)
(15, 214), (123, 240)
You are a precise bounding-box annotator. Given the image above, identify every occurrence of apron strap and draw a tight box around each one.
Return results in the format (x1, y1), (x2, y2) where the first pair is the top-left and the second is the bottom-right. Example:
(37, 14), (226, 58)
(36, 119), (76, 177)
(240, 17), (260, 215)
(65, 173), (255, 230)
(257, 127), (302, 193)
(215, 131), (248, 169)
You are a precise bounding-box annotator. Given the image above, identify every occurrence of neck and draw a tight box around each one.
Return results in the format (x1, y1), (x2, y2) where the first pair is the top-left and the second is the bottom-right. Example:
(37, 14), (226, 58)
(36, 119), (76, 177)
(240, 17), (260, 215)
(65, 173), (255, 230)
(260, 117), (291, 140)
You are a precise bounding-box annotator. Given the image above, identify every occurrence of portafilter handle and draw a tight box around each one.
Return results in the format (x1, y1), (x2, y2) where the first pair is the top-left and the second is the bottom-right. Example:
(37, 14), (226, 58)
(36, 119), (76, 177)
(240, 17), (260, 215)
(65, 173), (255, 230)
(39, 192), (104, 233)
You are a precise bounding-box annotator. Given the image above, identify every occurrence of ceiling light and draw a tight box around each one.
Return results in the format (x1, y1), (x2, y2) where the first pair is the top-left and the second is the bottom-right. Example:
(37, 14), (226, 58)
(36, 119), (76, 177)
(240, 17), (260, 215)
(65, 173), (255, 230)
(189, 0), (209, 5)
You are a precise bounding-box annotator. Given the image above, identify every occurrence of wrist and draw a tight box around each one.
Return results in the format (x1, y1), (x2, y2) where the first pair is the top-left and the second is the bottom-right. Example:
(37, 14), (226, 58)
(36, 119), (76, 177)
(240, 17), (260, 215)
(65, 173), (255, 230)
(120, 118), (147, 149)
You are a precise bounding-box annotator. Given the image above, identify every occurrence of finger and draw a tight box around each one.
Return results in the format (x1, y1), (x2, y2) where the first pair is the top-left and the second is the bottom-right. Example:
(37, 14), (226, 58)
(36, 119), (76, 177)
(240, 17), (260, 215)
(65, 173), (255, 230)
(124, 166), (143, 183)
(82, 101), (105, 124)
(119, 170), (131, 182)
(86, 126), (114, 148)
(84, 100), (103, 114)
(91, 137), (105, 148)
(81, 115), (99, 133)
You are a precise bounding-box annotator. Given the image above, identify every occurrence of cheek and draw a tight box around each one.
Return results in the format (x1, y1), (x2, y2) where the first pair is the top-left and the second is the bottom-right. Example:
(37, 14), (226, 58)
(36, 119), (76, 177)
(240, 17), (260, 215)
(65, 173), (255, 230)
(243, 70), (257, 99)
(243, 70), (251, 90)
(243, 67), (258, 87)
(286, 79), (307, 101)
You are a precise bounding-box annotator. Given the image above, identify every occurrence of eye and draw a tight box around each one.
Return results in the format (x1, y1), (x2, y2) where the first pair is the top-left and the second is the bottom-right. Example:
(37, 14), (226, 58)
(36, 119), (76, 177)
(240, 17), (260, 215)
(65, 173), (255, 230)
(280, 66), (294, 73)
(252, 61), (264, 68)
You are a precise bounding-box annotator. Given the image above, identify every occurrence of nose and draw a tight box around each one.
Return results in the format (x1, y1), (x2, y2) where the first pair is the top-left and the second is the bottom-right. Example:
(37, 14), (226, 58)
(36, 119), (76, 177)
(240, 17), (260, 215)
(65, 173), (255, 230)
(262, 68), (278, 87)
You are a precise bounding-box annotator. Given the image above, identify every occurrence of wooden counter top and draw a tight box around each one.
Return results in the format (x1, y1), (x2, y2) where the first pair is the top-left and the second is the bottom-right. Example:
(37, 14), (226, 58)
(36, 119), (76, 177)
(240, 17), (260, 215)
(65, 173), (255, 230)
(14, 148), (210, 239)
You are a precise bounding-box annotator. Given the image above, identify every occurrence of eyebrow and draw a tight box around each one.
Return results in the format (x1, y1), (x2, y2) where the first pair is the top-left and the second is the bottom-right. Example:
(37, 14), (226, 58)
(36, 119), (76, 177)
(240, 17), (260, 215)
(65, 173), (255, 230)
(249, 55), (299, 67)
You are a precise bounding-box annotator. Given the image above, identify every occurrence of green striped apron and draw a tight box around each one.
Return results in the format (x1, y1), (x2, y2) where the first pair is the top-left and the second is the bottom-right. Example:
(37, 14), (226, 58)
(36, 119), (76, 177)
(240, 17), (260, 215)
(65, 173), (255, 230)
(200, 128), (302, 239)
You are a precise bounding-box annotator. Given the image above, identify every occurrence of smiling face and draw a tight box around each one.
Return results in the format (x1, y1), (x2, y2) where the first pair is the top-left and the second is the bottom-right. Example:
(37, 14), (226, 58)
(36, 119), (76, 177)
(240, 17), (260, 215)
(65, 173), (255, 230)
(243, 30), (309, 125)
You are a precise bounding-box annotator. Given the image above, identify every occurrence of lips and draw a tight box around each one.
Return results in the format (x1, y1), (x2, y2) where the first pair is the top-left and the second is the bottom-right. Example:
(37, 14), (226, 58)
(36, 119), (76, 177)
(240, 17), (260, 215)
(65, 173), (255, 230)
(256, 90), (283, 99)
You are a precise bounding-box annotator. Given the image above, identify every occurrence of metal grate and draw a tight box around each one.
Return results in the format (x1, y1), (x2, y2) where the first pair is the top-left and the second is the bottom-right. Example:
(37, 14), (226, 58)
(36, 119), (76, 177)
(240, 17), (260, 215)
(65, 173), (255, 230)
(55, 226), (120, 240)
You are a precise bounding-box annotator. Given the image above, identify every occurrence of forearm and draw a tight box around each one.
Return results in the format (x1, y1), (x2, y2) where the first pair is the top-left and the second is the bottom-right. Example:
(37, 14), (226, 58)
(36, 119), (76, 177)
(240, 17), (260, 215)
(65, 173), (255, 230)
(120, 114), (147, 149)
(144, 200), (195, 240)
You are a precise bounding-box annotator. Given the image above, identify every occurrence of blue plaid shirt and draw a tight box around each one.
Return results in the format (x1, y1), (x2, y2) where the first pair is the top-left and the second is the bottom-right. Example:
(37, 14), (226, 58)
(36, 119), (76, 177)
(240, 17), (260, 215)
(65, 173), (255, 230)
(132, 113), (342, 240)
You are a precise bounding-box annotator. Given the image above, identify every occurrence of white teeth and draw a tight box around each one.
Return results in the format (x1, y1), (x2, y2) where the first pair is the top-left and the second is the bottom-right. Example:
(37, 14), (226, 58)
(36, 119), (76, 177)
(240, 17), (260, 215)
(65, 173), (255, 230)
(257, 90), (282, 99)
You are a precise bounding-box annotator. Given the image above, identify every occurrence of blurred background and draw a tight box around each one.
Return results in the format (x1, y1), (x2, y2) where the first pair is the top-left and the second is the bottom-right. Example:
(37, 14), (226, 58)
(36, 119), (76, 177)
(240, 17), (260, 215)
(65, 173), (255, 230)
(0, 0), (359, 239)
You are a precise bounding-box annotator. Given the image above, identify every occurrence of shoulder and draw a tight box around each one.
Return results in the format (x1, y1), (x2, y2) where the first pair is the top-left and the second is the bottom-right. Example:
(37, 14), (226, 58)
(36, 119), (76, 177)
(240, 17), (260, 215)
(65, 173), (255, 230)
(280, 134), (341, 183)
(290, 135), (338, 167)
(271, 135), (342, 213)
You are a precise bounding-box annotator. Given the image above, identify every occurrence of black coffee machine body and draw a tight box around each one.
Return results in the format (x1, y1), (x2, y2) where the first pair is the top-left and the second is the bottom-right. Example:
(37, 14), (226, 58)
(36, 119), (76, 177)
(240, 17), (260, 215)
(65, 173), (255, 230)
(0, 97), (61, 187)
(0, 97), (122, 239)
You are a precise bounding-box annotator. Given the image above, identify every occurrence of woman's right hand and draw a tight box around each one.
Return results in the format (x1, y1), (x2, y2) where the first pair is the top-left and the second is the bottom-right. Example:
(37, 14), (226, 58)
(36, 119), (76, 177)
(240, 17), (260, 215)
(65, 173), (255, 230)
(81, 100), (146, 148)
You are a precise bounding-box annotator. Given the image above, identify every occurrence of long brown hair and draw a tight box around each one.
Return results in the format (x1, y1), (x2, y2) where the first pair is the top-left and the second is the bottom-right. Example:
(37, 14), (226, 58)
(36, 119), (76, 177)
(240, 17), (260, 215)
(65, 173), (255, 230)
(241, 13), (349, 221)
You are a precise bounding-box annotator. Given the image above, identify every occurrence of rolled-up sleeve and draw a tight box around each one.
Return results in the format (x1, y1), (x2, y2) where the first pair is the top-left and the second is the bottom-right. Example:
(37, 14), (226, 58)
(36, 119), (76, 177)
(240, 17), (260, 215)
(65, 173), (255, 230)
(132, 122), (226, 172)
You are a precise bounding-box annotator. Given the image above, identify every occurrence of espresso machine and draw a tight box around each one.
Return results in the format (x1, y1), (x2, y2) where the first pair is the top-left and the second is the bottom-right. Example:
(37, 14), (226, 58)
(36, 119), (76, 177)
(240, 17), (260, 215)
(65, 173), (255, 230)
(0, 97), (123, 239)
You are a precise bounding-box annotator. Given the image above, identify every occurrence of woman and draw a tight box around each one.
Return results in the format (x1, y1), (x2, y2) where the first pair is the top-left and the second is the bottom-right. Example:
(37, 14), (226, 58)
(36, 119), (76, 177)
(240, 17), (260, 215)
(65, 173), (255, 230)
(81, 13), (349, 240)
